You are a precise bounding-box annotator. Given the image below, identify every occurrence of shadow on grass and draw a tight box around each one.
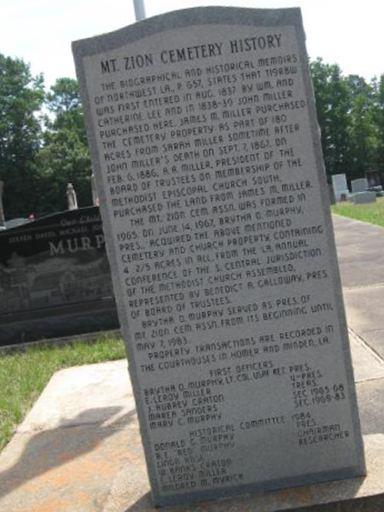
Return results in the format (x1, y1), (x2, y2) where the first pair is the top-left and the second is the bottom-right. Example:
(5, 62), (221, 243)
(0, 406), (136, 500)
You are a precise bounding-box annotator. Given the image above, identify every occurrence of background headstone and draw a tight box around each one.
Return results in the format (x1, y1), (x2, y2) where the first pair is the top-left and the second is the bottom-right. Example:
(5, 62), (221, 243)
(73, 7), (365, 506)
(0, 206), (118, 346)
(351, 191), (376, 204)
(332, 174), (349, 202)
(351, 178), (368, 194)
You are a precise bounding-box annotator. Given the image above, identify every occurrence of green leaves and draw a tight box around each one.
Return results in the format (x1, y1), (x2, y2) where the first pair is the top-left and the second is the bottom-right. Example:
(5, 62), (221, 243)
(310, 58), (384, 183)
(46, 77), (82, 115)
(37, 77), (91, 212)
(310, 59), (351, 177)
(372, 76), (384, 174)
(0, 58), (92, 218)
(0, 55), (45, 218)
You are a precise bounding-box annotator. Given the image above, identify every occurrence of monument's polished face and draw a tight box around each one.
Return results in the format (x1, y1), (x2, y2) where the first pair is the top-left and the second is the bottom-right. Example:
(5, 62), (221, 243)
(73, 7), (365, 506)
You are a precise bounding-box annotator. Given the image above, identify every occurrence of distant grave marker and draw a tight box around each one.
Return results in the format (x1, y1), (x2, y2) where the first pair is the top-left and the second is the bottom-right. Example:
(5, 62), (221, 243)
(73, 7), (365, 506)
(351, 191), (376, 204)
(332, 174), (349, 202)
(351, 178), (368, 194)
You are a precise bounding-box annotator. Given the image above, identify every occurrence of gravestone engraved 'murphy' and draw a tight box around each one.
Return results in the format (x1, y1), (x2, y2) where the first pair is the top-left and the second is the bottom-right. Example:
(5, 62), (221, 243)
(73, 8), (365, 506)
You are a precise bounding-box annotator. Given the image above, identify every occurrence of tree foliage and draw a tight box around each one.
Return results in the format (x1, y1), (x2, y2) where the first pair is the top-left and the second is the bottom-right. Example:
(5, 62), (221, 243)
(36, 78), (91, 213)
(310, 58), (384, 183)
(373, 75), (384, 175)
(310, 59), (351, 177)
(0, 54), (44, 217)
(46, 77), (82, 115)
(348, 90), (377, 180)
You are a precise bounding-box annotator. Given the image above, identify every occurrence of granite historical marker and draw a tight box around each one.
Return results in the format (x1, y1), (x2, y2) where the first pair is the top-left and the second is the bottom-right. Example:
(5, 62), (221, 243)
(73, 7), (365, 507)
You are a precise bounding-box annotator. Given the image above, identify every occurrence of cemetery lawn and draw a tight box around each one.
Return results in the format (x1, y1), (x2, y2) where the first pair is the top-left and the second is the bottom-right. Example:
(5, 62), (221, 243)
(0, 335), (125, 451)
(331, 197), (384, 227)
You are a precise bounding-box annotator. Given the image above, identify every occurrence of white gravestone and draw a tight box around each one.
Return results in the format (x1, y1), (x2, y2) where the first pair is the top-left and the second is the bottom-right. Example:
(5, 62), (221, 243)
(351, 178), (368, 194)
(73, 7), (365, 507)
(332, 174), (349, 202)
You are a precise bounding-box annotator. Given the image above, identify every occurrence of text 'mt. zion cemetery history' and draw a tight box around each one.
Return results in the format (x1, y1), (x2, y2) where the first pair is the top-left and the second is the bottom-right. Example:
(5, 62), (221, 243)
(73, 8), (365, 506)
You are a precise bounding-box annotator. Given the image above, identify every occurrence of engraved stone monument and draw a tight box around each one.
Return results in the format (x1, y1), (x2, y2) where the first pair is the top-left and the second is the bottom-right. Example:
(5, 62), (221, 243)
(73, 7), (365, 507)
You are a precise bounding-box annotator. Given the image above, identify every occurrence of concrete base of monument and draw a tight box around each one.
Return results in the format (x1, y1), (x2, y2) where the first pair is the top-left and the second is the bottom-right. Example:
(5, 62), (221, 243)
(0, 333), (384, 512)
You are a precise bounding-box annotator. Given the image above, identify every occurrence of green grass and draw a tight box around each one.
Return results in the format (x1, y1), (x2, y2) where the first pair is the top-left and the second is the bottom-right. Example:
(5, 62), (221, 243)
(331, 196), (384, 227)
(0, 335), (125, 452)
